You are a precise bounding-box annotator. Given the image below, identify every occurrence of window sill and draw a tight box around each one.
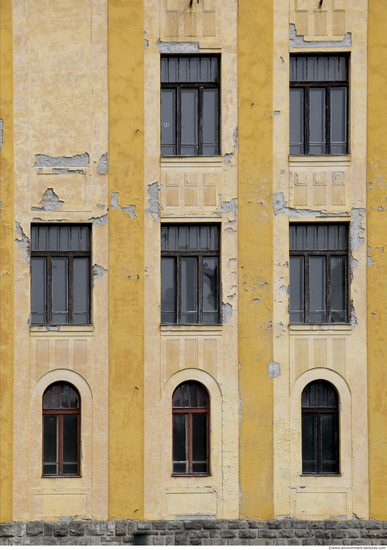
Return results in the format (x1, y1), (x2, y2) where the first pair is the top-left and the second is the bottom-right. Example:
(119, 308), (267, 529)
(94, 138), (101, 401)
(289, 155), (351, 166)
(161, 324), (222, 333)
(300, 473), (341, 477)
(172, 473), (211, 477)
(161, 156), (223, 167)
(30, 325), (94, 333)
(289, 323), (351, 332)
(42, 475), (82, 478)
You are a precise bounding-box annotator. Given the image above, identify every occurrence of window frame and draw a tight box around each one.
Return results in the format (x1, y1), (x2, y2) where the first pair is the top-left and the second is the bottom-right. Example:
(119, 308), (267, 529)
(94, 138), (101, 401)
(42, 382), (81, 478)
(172, 381), (210, 477)
(161, 55), (221, 157)
(31, 224), (92, 326)
(161, 224), (221, 325)
(289, 223), (349, 324)
(301, 380), (340, 476)
(290, 54), (349, 156)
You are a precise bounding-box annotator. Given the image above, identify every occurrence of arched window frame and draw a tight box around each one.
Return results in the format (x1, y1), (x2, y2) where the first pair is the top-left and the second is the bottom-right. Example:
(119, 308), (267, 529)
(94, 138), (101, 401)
(301, 379), (340, 475)
(42, 382), (81, 477)
(172, 381), (210, 476)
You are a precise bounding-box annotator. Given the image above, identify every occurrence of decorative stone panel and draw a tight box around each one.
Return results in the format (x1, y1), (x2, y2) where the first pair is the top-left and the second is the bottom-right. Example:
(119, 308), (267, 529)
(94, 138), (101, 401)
(290, 0), (348, 40)
(161, 0), (220, 41)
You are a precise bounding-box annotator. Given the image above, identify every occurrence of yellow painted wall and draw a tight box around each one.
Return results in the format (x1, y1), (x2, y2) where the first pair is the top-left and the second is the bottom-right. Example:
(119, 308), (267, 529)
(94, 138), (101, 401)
(108, 0), (145, 520)
(239, 0), (274, 519)
(0, 0), (14, 522)
(367, 0), (387, 521)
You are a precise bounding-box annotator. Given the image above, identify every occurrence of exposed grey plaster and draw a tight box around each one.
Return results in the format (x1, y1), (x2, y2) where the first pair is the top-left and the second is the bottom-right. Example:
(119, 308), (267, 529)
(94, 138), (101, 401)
(350, 300), (358, 329)
(0, 201), (2, 210)
(157, 39), (199, 53)
(222, 302), (233, 325)
(221, 198), (237, 215)
(88, 214), (108, 226)
(34, 153), (89, 168)
(273, 192), (350, 218)
(252, 298), (260, 303)
(367, 244), (375, 268)
(145, 182), (160, 222)
(0, 119), (3, 153)
(280, 285), (288, 293)
(228, 258), (237, 262)
(46, 326), (60, 331)
(223, 127), (238, 163)
(224, 227), (237, 233)
(268, 361), (281, 378)
(52, 168), (85, 174)
(97, 153), (108, 175)
(273, 110), (281, 116)
(278, 322), (285, 331)
(372, 312), (376, 318)
(144, 39), (149, 49)
(350, 208), (366, 276)
(96, 203), (105, 210)
(31, 188), (64, 212)
(111, 192), (137, 219)
(289, 23), (352, 48)
(15, 222), (30, 265)
(92, 264), (108, 280)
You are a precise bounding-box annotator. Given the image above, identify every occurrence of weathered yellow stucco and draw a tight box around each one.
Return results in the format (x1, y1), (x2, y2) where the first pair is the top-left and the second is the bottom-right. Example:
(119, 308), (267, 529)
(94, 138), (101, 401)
(0, 0), (14, 522)
(108, 0), (145, 520)
(367, 0), (387, 521)
(239, 0), (274, 520)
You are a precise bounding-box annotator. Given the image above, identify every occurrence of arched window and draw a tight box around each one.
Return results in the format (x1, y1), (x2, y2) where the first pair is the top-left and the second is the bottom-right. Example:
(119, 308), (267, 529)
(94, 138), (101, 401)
(43, 382), (80, 476)
(302, 380), (339, 474)
(172, 381), (209, 475)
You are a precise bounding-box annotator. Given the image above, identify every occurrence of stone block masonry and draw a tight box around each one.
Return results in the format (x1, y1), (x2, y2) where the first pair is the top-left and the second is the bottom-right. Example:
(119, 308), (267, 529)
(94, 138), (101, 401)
(0, 520), (387, 545)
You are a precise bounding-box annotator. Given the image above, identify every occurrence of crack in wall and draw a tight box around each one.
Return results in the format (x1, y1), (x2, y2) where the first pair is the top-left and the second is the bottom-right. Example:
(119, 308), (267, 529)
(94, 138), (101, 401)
(111, 192), (137, 218)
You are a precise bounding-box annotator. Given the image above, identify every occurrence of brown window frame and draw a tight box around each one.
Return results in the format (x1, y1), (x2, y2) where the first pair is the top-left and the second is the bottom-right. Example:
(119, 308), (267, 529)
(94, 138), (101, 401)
(161, 224), (221, 325)
(42, 382), (81, 477)
(290, 54), (349, 155)
(31, 224), (92, 325)
(161, 55), (221, 157)
(301, 380), (340, 476)
(172, 381), (210, 476)
(289, 223), (349, 324)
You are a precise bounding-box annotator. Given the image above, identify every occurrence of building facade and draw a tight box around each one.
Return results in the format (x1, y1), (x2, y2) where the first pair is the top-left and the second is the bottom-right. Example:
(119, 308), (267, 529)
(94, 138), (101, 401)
(0, 0), (387, 526)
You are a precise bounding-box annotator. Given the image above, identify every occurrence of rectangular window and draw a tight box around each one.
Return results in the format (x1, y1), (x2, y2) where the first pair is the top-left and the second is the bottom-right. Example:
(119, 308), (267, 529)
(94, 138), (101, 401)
(289, 224), (348, 323)
(290, 55), (348, 155)
(161, 224), (220, 325)
(31, 225), (91, 325)
(161, 56), (220, 156)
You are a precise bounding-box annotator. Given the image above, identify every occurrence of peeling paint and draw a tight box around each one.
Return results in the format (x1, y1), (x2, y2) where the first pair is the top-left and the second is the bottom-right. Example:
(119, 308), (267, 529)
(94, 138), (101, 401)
(289, 23), (352, 48)
(92, 264), (108, 280)
(223, 127), (238, 163)
(157, 39), (199, 53)
(267, 361), (281, 378)
(0, 118), (3, 153)
(52, 168), (85, 174)
(96, 203), (105, 210)
(97, 152), (108, 175)
(368, 244), (375, 268)
(350, 300), (358, 329)
(252, 298), (260, 303)
(228, 258), (237, 262)
(111, 192), (137, 218)
(351, 208), (366, 251)
(15, 222), (30, 265)
(145, 182), (160, 222)
(221, 198), (238, 216)
(273, 192), (349, 218)
(34, 152), (89, 168)
(224, 227), (237, 233)
(222, 302), (233, 325)
(144, 39), (149, 49)
(278, 322), (285, 332)
(273, 110), (281, 116)
(88, 214), (108, 226)
(32, 188), (64, 212)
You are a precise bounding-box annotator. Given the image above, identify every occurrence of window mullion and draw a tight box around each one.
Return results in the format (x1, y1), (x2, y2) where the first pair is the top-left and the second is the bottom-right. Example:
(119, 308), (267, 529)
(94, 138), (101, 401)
(326, 86), (331, 154)
(176, 87), (182, 156)
(305, 86), (310, 155)
(176, 255), (181, 324)
(305, 254), (309, 323)
(198, 256), (203, 324)
(69, 254), (74, 325)
(59, 414), (63, 475)
(47, 255), (52, 325)
(188, 413), (193, 474)
(317, 413), (322, 474)
(326, 255), (331, 323)
(198, 87), (203, 156)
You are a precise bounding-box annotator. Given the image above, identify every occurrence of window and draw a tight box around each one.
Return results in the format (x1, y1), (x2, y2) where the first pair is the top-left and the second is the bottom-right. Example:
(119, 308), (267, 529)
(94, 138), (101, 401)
(290, 55), (348, 155)
(161, 56), (220, 156)
(289, 224), (348, 323)
(43, 382), (80, 476)
(161, 224), (220, 325)
(31, 225), (91, 325)
(302, 380), (339, 475)
(172, 381), (209, 475)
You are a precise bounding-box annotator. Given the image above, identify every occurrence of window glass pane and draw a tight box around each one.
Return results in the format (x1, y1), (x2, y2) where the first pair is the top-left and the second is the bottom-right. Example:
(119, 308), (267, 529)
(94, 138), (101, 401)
(338, 56), (347, 81)
(173, 387), (181, 408)
(329, 56), (339, 80)
(338, 225), (347, 250)
(70, 227), (80, 251)
(328, 225), (339, 250)
(327, 385), (338, 407)
(310, 383), (318, 407)
(192, 414), (207, 462)
(169, 57), (178, 82)
(44, 389), (51, 409)
(318, 56), (328, 81)
(203, 89), (219, 155)
(289, 225), (296, 250)
(289, 88), (304, 154)
(309, 88), (325, 154)
(289, 57), (296, 81)
(321, 413), (338, 467)
(189, 57), (199, 81)
(317, 225), (328, 250)
(179, 57), (188, 82)
(181, 384), (189, 407)
(210, 57), (218, 82)
(173, 415), (187, 462)
(61, 384), (69, 408)
(331, 87), (347, 154)
(70, 387), (78, 408)
(169, 226), (178, 251)
(179, 226), (188, 250)
(301, 385), (309, 407)
(63, 415), (78, 463)
(31, 257), (46, 324)
(53, 384), (60, 408)
(309, 256), (326, 322)
(161, 57), (168, 82)
(181, 89), (198, 156)
(203, 257), (218, 324)
(210, 226), (218, 251)
(63, 464), (78, 474)
(52, 257), (68, 324)
(199, 386), (207, 407)
(60, 227), (69, 251)
(189, 226), (199, 250)
(331, 256), (346, 322)
(161, 257), (176, 323)
(161, 89), (176, 155)
(190, 384), (198, 407)
(161, 226), (168, 251)
(73, 258), (89, 324)
(306, 226), (317, 250)
(307, 56), (317, 81)
(200, 226), (210, 250)
(192, 463), (208, 473)
(181, 257), (198, 323)
(39, 226), (48, 251)
(200, 57), (210, 82)
(81, 227), (89, 251)
(173, 463), (186, 473)
(31, 226), (38, 251)
(302, 413), (317, 473)
(49, 227), (59, 251)
(319, 382), (328, 407)
(43, 415), (58, 464)
(43, 464), (57, 475)
(296, 225), (306, 250)
(289, 256), (304, 323)
(297, 56), (306, 80)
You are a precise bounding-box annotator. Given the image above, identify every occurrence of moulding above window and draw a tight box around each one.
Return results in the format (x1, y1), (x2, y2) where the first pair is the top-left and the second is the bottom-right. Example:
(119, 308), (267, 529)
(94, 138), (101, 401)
(161, 156), (223, 167)
(30, 325), (94, 334)
(289, 155), (351, 167)
(289, 324), (351, 332)
(161, 324), (222, 335)
(289, 24), (352, 49)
